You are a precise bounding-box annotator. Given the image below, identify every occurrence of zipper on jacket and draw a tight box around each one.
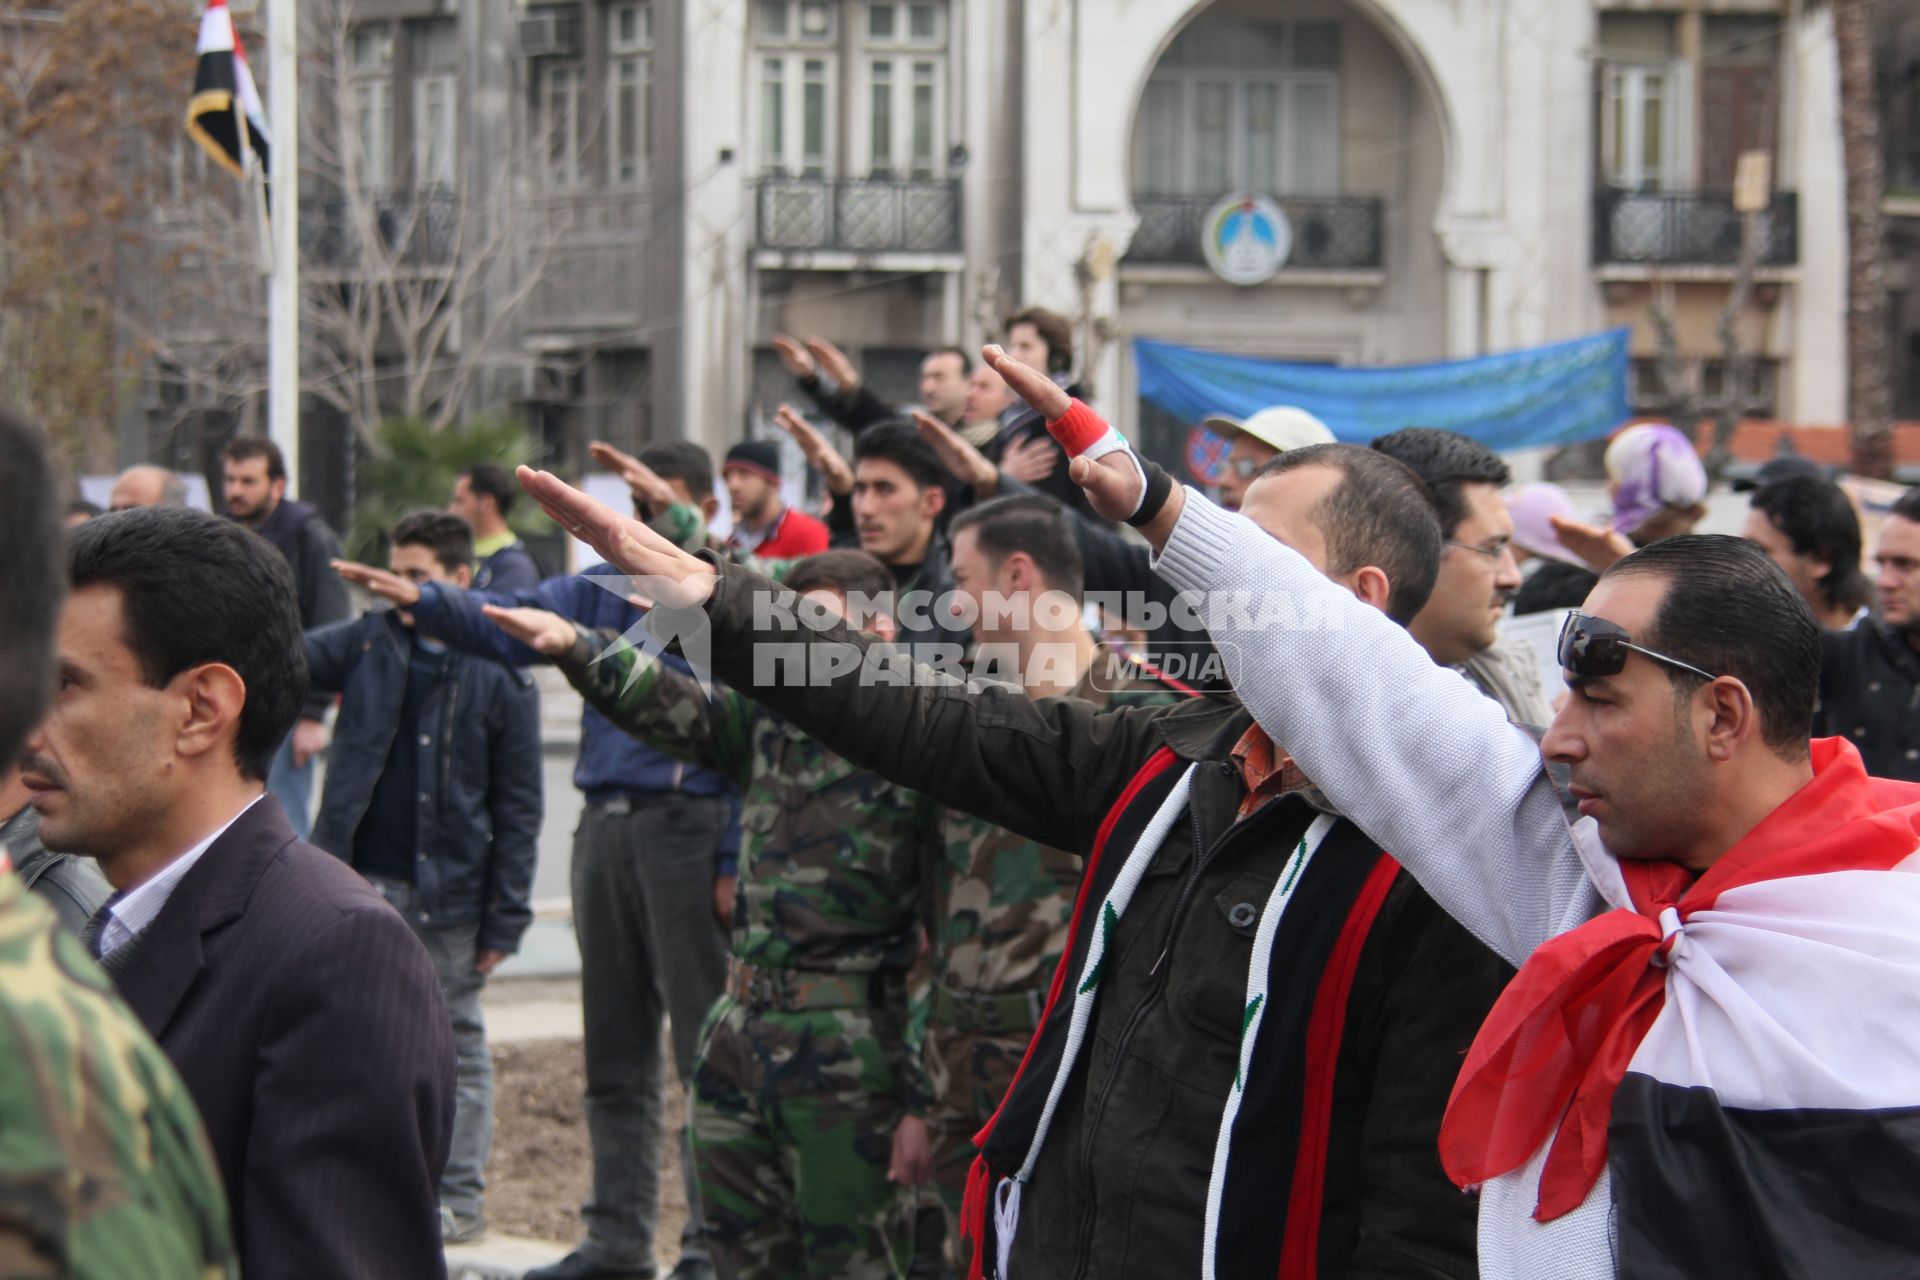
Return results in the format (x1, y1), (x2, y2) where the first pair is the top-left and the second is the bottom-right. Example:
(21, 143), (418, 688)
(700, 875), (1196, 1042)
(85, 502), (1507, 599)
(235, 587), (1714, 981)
(1068, 770), (1259, 1279)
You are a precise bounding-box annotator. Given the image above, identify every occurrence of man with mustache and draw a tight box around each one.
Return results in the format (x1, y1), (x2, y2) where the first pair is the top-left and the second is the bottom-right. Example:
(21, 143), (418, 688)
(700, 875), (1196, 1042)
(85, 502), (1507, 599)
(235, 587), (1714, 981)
(0, 409), (234, 1276)
(1369, 429), (1549, 726)
(23, 506), (454, 1278)
(1000, 352), (1920, 1279)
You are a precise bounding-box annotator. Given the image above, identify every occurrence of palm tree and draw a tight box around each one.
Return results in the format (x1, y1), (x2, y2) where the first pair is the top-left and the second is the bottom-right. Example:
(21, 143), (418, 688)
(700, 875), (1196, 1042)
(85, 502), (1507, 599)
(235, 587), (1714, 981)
(1832, 0), (1894, 475)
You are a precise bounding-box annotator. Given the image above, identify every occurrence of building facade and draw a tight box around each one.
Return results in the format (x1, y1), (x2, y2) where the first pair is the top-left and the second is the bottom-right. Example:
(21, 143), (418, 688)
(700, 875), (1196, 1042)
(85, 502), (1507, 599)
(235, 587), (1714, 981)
(119, 0), (1880, 505)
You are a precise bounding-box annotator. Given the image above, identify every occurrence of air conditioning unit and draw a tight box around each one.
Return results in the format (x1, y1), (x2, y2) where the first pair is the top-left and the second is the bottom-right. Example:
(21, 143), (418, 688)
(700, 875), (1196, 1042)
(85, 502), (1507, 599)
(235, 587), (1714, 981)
(518, 10), (580, 58)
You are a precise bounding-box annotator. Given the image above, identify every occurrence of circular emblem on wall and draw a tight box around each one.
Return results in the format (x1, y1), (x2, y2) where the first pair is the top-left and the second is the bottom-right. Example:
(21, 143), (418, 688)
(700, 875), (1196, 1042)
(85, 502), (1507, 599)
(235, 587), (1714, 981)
(1200, 194), (1292, 287)
(1185, 425), (1231, 485)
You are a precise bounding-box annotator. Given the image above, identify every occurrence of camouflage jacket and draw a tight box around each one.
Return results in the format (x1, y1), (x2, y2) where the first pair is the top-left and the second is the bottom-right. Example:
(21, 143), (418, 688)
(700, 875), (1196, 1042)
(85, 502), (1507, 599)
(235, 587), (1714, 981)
(559, 626), (941, 978)
(937, 653), (1186, 996)
(0, 868), (234, 1278)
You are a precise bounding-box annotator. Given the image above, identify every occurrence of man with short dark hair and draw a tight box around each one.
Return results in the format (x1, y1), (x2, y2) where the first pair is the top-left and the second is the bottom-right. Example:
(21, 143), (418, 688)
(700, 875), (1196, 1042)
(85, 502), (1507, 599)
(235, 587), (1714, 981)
(222, 435), (350, 838)
(0, 411), (234, 1274)
(338, 441), (736, 1280)
(923, 495), (1189, 1269)
(722, 440), (830, 558)
(306, 509), (542, 1245)
(24, 505), (454, 1277)
(1813, 485), (1920, 779)
(1371, 428), (1548, 724)
(480, 549), (943, 1280)
(850, 424), (970, 654)
(774, 337), (973, 434)
(1744, 475), (1870, 630)
(1017, 351), (1920, 1279)
(515, 435), (1511, 1279)
(453, 463), (542, 594)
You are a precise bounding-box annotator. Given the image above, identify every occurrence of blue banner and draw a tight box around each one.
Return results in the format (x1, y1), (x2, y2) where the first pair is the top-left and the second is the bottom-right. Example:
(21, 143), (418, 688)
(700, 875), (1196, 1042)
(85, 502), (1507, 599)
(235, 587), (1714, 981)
(1133, 329), (1630, 452)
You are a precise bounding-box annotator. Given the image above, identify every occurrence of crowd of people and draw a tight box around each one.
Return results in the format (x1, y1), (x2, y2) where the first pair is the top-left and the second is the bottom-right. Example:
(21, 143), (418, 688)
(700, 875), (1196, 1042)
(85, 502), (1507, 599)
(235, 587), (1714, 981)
(3, 301), (1919, 1280)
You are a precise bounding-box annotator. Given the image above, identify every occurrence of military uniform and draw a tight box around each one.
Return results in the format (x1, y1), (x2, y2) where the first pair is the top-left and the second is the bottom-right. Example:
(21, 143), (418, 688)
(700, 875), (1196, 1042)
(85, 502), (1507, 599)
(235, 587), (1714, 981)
(923, 653), (1186, 1235)
(0, 865), (234, 1278)
(557, 627), (941, 1280)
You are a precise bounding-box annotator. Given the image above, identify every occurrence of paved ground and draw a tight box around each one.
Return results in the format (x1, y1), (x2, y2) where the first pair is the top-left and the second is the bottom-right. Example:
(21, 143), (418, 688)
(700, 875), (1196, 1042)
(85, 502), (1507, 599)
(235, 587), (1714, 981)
(448, 974), (698, 1279)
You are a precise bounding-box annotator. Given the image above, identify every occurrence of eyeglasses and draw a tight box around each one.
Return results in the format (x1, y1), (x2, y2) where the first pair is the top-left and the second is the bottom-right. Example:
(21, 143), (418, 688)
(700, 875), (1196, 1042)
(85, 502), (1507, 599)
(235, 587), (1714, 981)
(1229, 458), (1264, 479)
(1446, 537), (1512, 562)
(1556, 611), (1719, 683)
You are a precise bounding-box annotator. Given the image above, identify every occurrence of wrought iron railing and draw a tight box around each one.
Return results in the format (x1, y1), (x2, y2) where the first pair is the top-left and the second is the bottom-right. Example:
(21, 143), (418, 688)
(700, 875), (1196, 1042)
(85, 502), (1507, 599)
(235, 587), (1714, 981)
(526, 190), (656, 327)
(1592, 188), (1798, 267)
(1125, 194), (1384, 270)
(755, 177), (961, 254)
(300, 189), (459, 269)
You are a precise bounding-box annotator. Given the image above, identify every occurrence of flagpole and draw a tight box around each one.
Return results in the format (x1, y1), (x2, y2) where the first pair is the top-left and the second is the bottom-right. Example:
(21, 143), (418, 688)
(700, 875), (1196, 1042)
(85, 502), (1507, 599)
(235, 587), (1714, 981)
(267, 0), (299, 494)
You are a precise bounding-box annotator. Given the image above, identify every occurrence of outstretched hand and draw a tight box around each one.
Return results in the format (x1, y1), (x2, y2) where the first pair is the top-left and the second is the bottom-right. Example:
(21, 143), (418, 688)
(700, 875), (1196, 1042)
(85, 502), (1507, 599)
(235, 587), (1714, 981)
(1549, 514), (1634, 573)
(772, 404), (855, 496)
(806, 337), (860, 390)
(332, 559), (422, 608)
(479, 605), (580, 657)
(981, 344), (1172, 529)
(772, 334), (817, 379)
(515, 467), (718, 608)
(912, 410), (997, 495)
(589, 440), (678, 513)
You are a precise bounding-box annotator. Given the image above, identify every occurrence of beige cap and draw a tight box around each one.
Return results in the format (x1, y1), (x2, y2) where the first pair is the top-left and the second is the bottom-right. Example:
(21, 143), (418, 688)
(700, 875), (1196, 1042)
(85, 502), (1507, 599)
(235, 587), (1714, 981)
(1202, 406), (1336, 454)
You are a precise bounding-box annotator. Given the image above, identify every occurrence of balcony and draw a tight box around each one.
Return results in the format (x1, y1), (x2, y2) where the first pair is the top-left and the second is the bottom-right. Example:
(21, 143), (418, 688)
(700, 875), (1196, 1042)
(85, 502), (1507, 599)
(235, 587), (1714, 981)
(1125, 194), (1385, 271)
(754, 177), (962, 259)
(526, 190), (657, 331)
(1593, 189), (1799, 269)
(301, 189), (458, 272)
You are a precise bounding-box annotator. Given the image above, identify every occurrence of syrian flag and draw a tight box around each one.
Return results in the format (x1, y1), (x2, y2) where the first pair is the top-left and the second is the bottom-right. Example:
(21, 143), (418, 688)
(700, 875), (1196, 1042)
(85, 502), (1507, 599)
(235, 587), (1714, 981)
(1442, 739), (1920, 1276)
(185, 0), (270, 181)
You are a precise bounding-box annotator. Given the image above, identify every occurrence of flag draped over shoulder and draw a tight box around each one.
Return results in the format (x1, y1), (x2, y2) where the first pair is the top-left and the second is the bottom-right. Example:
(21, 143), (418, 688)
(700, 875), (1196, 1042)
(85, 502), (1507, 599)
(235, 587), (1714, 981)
(185, 0), (270, 181)
(1442, 737), (1920, 1274)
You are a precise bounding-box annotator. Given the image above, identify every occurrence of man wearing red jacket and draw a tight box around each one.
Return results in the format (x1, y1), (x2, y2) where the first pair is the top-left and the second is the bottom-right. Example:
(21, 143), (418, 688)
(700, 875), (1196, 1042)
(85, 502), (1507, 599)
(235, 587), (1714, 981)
(722, 440), (829, 559)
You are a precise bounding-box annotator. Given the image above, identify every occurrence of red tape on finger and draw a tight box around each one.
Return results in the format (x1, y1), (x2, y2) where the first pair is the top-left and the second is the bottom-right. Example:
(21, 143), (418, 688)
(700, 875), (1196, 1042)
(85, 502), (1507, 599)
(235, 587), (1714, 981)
(1047, 399), (1119, 457)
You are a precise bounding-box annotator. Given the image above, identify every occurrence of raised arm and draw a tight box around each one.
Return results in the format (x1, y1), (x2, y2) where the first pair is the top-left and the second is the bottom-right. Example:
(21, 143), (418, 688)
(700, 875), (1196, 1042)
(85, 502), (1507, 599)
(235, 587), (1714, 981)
(504, 465), (1173, 854)
(481, 605), (755, 785)
(1150, 494), (1589, 962)
(975, 347), (1595, 962)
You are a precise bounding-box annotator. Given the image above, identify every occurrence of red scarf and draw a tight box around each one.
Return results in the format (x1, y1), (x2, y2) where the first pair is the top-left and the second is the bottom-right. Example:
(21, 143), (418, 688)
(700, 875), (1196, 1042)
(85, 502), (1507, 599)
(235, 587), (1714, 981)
(1438, 738), (1920, 1221)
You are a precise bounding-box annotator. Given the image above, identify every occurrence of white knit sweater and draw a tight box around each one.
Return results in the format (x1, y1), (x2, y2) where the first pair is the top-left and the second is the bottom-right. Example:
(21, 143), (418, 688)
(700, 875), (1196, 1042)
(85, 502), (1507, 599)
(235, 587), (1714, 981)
(1152, 490), (1621, 1279)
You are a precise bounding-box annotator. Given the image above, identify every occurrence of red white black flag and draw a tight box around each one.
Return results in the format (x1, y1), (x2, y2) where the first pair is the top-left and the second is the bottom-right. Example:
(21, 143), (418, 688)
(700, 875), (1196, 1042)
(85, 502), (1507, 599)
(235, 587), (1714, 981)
(184, 0), (270, 181)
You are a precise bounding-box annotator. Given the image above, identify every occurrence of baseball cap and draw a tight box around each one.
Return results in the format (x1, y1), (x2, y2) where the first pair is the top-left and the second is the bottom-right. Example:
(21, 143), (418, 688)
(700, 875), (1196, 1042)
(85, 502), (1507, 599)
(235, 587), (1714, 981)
(1731, 454), (1826, 493)
(1201, 406), (1336, 454)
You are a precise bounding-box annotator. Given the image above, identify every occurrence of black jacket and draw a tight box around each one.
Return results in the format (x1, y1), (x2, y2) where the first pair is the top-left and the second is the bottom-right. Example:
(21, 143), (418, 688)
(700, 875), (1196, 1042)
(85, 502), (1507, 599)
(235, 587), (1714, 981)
(1813, 617), (1920, 781)
(1001, 474), (1229, 691)
(984, 380), (1105, 524)
(105, 796), (454, 1278)
(305, 610), (544, 953)
(692, 561), (1509, 1279)
(249, 499), (352, 720)
(0, 803), (110, 935)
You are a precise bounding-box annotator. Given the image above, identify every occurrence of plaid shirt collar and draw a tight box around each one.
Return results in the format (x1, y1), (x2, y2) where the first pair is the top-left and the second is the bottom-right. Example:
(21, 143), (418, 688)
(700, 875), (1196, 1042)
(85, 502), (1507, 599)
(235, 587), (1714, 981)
(1229, 724), (1337, 819)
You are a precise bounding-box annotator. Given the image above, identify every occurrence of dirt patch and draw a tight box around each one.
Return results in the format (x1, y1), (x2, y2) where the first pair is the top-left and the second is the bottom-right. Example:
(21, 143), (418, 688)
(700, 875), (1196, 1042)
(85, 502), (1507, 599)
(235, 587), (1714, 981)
(489, 1037), (690, 1268)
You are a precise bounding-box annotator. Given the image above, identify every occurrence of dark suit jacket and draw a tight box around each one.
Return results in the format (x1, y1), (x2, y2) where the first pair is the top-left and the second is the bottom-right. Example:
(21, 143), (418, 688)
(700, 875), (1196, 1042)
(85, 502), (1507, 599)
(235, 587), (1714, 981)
(107, 795), (455, 1278)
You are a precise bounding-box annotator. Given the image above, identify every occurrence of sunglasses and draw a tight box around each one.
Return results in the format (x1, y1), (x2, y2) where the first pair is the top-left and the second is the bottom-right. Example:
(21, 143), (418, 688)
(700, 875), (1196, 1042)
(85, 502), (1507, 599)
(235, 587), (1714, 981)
(1556, 611), (1718, 683)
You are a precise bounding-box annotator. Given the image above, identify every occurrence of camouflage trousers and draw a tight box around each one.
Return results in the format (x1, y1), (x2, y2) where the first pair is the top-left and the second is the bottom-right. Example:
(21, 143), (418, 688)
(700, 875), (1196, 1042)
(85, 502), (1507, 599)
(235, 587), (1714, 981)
(923, 1022), (1032, 1266)
(691, 994), (914, 1280)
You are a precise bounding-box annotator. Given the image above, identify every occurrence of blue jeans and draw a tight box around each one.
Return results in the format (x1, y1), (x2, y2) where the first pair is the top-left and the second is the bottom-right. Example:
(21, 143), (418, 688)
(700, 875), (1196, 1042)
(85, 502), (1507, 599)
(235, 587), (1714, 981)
(365, 875), (492, 1219)
(268, 731), (316, 840)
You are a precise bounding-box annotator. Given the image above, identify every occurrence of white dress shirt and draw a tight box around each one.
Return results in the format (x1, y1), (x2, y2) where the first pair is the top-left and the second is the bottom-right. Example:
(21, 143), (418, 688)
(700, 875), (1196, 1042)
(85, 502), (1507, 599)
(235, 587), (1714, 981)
(97, 794), (264, 958)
